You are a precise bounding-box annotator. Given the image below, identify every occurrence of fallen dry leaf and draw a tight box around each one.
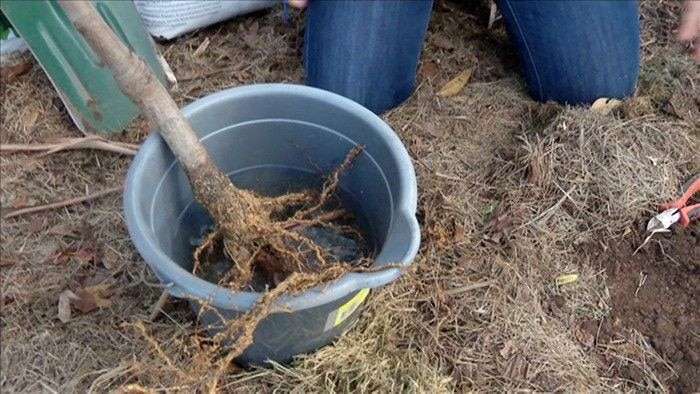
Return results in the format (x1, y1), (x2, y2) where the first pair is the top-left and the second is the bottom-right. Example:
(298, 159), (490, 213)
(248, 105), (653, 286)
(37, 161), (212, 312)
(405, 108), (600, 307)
(668, 91), (700, 122)
(22, 110), (40, 129)
(0, 258), (17, 267)
(437, 68), (473, 97)
(432, 33), (455, 50)
(49, 248), (73, 265)
(119, 384), (154, 394)
(74, 247), (99, 265)
(242, 20), (259, 48)
(47, 223), (79, 237)
(57, 290), (79, 323)
(500, 340), (515, 358)
(73, 285), (112, 313)
(452, 219), (466, 243)
(10, 195), (30, 209)
(591, 97), (622, 115)
(101, 247), (121, 271)
(504, 354), (528, 380)
(0, 60), (33, 83)
(420, 60), (439, 80)
(27, 217), (46, 233)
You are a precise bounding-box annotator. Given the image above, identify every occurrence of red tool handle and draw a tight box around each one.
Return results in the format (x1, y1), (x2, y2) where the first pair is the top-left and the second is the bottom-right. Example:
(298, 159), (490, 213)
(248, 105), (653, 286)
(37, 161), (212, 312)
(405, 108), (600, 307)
(678, 203), (700, 227)
(660, 175), (700, 228)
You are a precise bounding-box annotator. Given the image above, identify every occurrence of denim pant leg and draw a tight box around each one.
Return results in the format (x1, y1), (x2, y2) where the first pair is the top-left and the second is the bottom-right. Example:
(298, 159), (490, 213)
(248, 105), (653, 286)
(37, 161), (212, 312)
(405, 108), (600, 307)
(497, 0), (640, 105)
(304, 0), (433, 114)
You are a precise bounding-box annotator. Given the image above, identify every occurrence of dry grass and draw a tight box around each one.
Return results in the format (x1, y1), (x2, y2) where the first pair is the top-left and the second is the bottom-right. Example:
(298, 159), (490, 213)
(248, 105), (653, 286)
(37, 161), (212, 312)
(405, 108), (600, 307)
(2, 1), (698, 392)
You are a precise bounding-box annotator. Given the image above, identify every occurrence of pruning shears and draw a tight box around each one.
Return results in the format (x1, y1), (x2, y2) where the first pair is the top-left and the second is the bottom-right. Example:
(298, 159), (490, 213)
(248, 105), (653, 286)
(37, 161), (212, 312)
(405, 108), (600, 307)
(647, 174), (700, 232)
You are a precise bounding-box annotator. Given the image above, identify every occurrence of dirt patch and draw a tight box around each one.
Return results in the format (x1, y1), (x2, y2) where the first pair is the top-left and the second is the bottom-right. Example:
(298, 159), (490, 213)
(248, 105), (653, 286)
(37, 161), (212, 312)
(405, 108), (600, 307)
(584, 227), (700, 392)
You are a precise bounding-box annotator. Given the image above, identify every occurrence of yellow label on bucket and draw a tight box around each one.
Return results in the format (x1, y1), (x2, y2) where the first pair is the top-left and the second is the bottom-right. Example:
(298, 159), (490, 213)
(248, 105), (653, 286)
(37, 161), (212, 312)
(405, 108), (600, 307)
(332, 288), (369, 328)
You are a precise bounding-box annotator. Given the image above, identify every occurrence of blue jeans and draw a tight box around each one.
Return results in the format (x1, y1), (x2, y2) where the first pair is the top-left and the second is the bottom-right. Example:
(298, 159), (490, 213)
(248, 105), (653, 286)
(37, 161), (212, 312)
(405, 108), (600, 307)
(303, 0), (640, 113)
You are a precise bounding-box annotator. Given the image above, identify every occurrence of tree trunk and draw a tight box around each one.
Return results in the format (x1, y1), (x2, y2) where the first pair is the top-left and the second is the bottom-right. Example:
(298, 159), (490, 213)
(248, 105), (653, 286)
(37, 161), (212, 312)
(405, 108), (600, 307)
(58, 0), (262, 248)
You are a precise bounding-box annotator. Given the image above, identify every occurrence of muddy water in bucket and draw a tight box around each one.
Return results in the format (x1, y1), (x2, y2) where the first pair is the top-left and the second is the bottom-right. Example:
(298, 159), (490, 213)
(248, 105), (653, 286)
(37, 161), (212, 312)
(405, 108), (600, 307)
(183, 167), (375, 291)
(124, 84), (420, 364)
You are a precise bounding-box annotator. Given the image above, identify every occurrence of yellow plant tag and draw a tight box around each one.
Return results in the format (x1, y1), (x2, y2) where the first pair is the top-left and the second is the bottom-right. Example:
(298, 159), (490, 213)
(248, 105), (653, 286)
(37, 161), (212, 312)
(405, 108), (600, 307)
(325, 288), (369, 331)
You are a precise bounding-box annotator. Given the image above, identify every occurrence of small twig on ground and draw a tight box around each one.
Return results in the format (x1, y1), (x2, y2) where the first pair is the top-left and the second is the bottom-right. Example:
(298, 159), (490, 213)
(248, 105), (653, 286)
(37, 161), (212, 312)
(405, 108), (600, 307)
(445, 280), (494, 296)
(434, 172), (463, 182)
(1, 136), (138, 156)
(516, 185), (576, 230)
(2, 186), (123, 219)
(147, 290), (170, 322)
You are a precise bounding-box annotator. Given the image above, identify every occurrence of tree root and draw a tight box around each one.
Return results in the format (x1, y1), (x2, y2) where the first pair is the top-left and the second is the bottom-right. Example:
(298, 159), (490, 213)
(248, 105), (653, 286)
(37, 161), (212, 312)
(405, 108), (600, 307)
(194, 145), (367, 292)
(192, 229), (221, 276)
(157, 145), (372, 386)
(206, 265), (353, 393)
(294, 145), (364, 220)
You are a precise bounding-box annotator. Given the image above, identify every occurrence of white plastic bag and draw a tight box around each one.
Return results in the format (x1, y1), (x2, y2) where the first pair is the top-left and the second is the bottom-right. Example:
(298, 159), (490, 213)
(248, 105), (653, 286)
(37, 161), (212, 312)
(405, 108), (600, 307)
(133, 0), (277, 40)
(0, 30), (29, 65)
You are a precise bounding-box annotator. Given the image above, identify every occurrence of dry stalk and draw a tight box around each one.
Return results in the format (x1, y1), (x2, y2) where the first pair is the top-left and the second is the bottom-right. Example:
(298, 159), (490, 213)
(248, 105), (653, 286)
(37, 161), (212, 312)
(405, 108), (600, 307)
(2, 186), (123, 219)
(0, 136), (138, 156)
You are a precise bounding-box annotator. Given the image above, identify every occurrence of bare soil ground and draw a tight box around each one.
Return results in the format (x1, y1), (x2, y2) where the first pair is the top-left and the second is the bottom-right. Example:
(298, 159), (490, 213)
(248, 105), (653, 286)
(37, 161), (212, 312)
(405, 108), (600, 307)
(1, 1), (698, 392)
(586, 228), (699, 393)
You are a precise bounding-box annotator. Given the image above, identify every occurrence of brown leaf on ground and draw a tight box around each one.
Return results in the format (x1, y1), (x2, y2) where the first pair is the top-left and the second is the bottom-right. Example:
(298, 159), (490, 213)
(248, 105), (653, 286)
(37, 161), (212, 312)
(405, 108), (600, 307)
(0, 61), (33, 83)
(432, 33), (455, 50)
(101, 248), (122, 271)
(242, 21), (259, 48)
(0, 258), (17, 267)
(420, 60), (439, 80)
(437, 68), (473, 97)
(622, 95), (655, 118)
(27, 217), (46, 233)
(47, 223), (80, 237)
(668, 91), (700, 124)
(10, 195), (31, 209)
(74, 247), (99, 265)
(484, 204), (520, 243)
(72, 285), (113, 314)
(452, 218), (466, 243)
(49, 248), (74, 265)
(21, 110), (39, 129)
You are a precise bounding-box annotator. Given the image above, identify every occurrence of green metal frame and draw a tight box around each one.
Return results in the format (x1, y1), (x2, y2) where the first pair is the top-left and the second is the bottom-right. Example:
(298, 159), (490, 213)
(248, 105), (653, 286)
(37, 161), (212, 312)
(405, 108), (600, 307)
(1, 0), (165, 133)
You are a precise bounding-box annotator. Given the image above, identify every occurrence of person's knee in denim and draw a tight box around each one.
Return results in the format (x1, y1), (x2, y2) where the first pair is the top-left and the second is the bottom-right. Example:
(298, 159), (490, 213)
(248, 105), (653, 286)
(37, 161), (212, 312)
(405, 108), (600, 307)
(293, 0), (699, 113)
